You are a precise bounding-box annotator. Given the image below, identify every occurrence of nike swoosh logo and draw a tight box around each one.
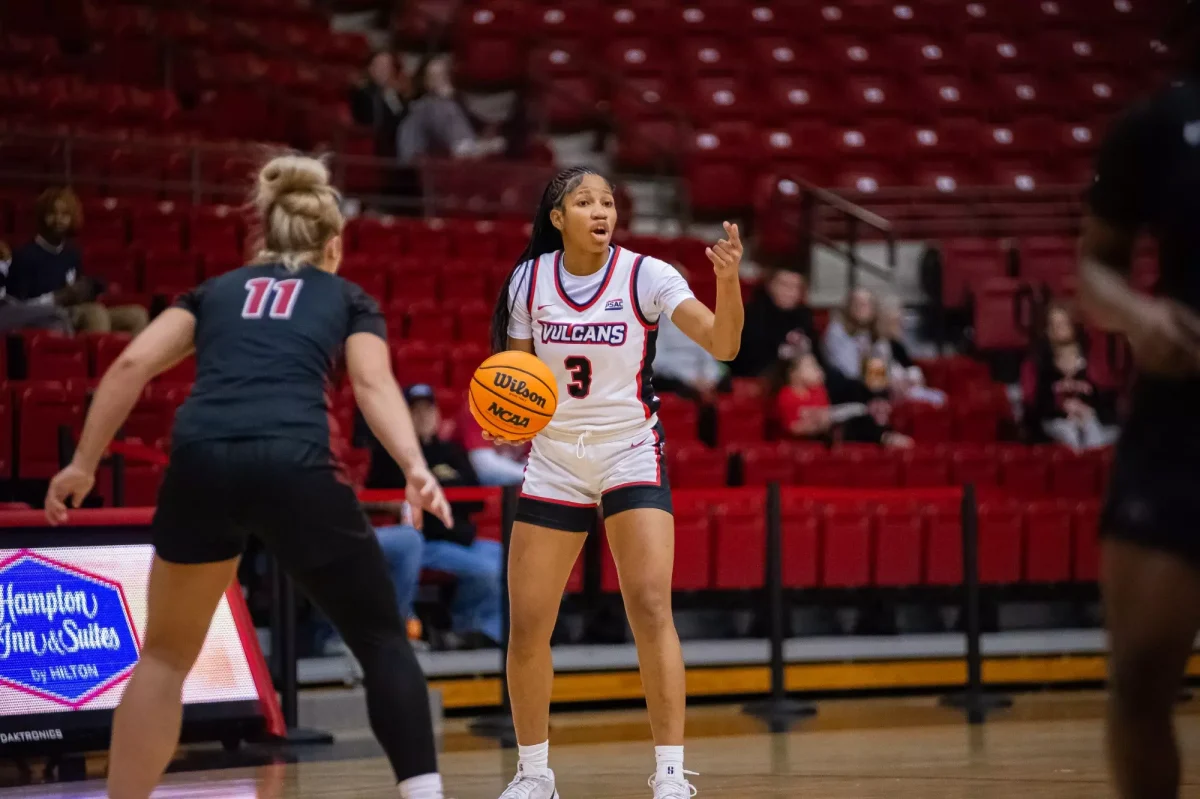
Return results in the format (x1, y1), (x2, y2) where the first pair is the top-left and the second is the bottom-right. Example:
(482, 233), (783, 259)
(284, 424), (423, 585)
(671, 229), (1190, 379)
(631, 437), (650, 449)
(537, 304), (552, 310)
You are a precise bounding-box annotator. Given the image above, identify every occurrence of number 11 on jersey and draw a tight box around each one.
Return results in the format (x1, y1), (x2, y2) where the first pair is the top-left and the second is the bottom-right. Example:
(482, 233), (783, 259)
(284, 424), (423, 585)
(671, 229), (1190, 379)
(243, 277), (304, 320)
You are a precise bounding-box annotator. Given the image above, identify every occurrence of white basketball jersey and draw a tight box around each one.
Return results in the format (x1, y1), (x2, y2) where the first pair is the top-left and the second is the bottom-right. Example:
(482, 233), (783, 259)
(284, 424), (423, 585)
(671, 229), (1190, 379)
(526, 247), (659, 441)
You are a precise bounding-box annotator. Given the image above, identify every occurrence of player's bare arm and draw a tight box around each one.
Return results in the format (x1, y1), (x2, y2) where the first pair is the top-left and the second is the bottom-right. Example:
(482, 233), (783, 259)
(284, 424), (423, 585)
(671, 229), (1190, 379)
(671, 221), (745, 362)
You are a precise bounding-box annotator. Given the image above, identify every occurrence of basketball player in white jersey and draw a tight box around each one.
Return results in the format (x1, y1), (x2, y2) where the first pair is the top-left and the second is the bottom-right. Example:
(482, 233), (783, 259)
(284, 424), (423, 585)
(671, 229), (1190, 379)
(487, 167), (744, 798)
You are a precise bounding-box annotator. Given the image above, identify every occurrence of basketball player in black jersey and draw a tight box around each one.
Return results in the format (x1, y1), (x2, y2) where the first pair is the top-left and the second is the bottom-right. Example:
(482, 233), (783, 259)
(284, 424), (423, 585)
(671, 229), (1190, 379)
(1080, 3), (1200, 797)
(44, 156), (453, 799)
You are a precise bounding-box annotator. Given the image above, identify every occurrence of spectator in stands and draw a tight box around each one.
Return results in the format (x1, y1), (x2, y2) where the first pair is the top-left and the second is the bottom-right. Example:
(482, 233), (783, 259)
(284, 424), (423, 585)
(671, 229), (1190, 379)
(8, 188), (148, 334)
(454, 404), (527, 487)
(397, 56), (504, 164)
(842, 355), (914, 449)
(654, 263), (729, 400)
(350, 50), (409, 159)
(0, 240), (71, 334)
(730, 268), (816, 378)
(1022, 302), (1118, 451)
(874, 296), (946, 407)
(822, 287), (877, 382)
(366, 384), (502, 649)
(319, 502), (426, 657)
(776, 352), (835, 440)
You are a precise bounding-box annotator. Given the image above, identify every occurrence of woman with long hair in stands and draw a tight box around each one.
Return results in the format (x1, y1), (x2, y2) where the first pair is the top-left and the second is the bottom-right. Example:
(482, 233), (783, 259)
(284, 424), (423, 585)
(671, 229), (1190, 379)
(44, 155), (453, 799)
(488, 166), (745, 799)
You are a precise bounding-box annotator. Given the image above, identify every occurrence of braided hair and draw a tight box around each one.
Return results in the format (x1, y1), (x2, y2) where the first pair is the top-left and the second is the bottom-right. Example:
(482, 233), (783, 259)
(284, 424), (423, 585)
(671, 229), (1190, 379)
(489, 166), (611, 353)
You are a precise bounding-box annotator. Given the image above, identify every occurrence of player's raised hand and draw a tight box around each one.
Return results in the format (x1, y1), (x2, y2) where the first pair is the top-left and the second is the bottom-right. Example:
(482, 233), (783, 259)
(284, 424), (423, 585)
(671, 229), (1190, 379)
(706, 221), (742, 280)
(45, 463), (95, 526)
(404, 465), (454, 530)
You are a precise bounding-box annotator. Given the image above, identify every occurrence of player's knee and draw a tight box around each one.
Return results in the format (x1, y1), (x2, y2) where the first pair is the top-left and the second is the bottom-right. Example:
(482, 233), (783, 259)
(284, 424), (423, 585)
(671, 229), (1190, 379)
(508, 605), (554, 653)
(621, 582), (673, 633)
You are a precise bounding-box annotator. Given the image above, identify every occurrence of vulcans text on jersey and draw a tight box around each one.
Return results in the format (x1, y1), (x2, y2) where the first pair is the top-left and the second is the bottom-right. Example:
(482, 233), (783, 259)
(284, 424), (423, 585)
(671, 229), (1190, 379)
(540, 321), (628, 346)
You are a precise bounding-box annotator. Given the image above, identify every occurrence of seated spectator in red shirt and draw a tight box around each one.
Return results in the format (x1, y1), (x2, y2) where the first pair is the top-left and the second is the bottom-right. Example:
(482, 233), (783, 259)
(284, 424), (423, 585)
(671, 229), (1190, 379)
(776, 353), (834, 440)
(1021, 302), (1118, 451)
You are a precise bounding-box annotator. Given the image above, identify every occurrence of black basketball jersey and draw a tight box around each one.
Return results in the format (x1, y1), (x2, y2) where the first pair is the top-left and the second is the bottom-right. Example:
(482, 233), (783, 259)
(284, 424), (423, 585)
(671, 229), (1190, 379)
(1089, 74), (1200, 420)
(170, 262), (385, 452)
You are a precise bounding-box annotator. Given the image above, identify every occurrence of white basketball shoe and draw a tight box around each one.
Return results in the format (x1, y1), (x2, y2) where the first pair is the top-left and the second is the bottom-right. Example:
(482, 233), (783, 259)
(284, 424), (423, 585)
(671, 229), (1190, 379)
(648, 770), (698, 798)
(498, 768), (559, 799)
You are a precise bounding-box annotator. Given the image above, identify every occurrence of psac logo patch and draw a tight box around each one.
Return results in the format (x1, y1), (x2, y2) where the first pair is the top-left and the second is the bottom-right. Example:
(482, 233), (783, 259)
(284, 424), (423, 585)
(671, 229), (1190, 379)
(604, 299), (624, 311)
(0, 552), (139, 708)
(540, 321), (627, 346)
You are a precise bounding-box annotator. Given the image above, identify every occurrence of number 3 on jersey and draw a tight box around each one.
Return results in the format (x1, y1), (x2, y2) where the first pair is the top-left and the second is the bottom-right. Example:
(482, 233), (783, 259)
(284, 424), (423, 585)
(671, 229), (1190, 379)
(243, 277), (304, 320)
(565, 356), (592, 399)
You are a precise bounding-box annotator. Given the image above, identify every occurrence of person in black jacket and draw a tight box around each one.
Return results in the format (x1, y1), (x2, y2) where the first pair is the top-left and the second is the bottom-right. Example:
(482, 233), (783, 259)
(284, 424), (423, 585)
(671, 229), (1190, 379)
(349, 51), (408, 158)
(730, 268), (816, 377)
(366, 384), (501, 648)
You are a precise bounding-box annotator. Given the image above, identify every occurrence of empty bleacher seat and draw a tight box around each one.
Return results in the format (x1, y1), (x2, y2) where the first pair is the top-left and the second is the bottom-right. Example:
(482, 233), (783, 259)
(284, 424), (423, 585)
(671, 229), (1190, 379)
(712, 496), (764, 589)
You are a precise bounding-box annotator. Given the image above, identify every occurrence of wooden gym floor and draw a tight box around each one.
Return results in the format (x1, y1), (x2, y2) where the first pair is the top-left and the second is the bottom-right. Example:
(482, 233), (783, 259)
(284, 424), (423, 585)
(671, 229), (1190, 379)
(6, 691), (1200, 797)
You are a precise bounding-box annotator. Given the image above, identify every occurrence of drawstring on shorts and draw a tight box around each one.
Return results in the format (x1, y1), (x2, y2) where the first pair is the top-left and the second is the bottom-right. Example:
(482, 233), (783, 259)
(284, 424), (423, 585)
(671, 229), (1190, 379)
(575, 431), (589, 459)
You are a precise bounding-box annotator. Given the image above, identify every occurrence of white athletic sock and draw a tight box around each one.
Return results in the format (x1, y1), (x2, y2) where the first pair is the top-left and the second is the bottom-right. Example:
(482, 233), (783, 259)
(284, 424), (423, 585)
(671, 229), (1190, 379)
(655, 745), (685, 783)
(517, 740), (550, 777)
(398, 772), (443, 799)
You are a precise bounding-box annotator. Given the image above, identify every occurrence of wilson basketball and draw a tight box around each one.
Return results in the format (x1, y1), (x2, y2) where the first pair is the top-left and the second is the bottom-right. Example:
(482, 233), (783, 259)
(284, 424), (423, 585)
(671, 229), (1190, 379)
(469, 351), (558, 439)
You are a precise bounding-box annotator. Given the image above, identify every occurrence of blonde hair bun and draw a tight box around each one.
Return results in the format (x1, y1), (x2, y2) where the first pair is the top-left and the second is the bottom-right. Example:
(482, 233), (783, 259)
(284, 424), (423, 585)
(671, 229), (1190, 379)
(252, 154), (344, 270)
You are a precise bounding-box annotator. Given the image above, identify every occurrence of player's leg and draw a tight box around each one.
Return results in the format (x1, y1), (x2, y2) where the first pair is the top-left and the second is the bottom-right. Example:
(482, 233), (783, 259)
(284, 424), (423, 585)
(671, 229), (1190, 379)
(501, 436), (596, 798)
(107, 556), (239, 799)
(260, 462), (443, 798)
(110, 443), (246, 799)
(506, 520), (587, 743)
(600, 427), (691, 795)
(1103, 538), (1200, 799)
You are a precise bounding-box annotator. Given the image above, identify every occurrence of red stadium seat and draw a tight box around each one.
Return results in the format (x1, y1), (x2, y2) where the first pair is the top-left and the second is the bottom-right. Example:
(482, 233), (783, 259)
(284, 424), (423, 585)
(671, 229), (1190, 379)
(350, 217), (407, 254)
(678, 37), (744, 77)
(901, 447), (951, 487)
(950, 445), (1000, 488)
(973, 278), (1033, 351)
(977, 501), (1023, 585)
(953, 401), (1000, 443)
(924, 500), (963, 585)
(821, 504), (871, 588)
(25, 334), (88, 380)
(1050, 448), (1103, 499)
(17, 382), (87, 479)
(841, 446), (902, 488)
(130, 203), (186, 255)
(124, 394), (175, 444)
(716, 395), (766, 446)
(738, 442), (795, 486)
(157, 356), (196, 385)
(447, 343), (487, 390)
(999, 446), (1051, 497)
(0, 394), (11, 479)
(1024, 501), (1073, 583)
(781, 494), (819, 588)
(1073, 500), (1101, 582)
(795, 446), (852, 486)
(405, 300), (457, 344)
(897, 403), (954, 443)
(672, 498), (712, 591)
(189, 204), (244, 256)
(657, 393), (700, 443)
(391, 341), (447, 387)
(713, 497), (765, 589)
(90, 333), (133, 376)
(669, 442), (727, 488)
(874, 504), (923, 587)
(939, 238), (1008, 309)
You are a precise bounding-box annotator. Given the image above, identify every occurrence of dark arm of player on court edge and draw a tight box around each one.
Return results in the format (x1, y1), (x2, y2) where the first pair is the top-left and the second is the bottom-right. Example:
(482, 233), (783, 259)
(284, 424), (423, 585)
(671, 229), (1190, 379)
(71, 308), (197, 474)
(670, 221), (745, 362)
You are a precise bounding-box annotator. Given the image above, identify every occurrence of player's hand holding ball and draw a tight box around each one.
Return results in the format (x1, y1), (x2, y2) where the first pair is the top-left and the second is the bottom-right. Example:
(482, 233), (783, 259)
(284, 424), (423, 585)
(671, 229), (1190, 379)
(706, 221), (743, 280)
(470, 351), (558, 444)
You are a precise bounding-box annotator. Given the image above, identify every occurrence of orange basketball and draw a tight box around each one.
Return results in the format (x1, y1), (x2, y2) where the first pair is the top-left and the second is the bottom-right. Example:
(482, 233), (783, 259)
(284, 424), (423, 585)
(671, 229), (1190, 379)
(469, 351), (558, 439)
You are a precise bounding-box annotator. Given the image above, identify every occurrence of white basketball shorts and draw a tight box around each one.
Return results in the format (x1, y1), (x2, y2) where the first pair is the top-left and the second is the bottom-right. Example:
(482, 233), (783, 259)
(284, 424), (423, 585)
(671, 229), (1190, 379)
(516, 422), (672, 532)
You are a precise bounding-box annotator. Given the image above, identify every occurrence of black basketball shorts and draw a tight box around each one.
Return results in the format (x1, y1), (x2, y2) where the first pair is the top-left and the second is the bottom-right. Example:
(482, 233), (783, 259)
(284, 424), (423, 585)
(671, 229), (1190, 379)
(152, 438), (376, 571)
(1100, 410), (1200, 566)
